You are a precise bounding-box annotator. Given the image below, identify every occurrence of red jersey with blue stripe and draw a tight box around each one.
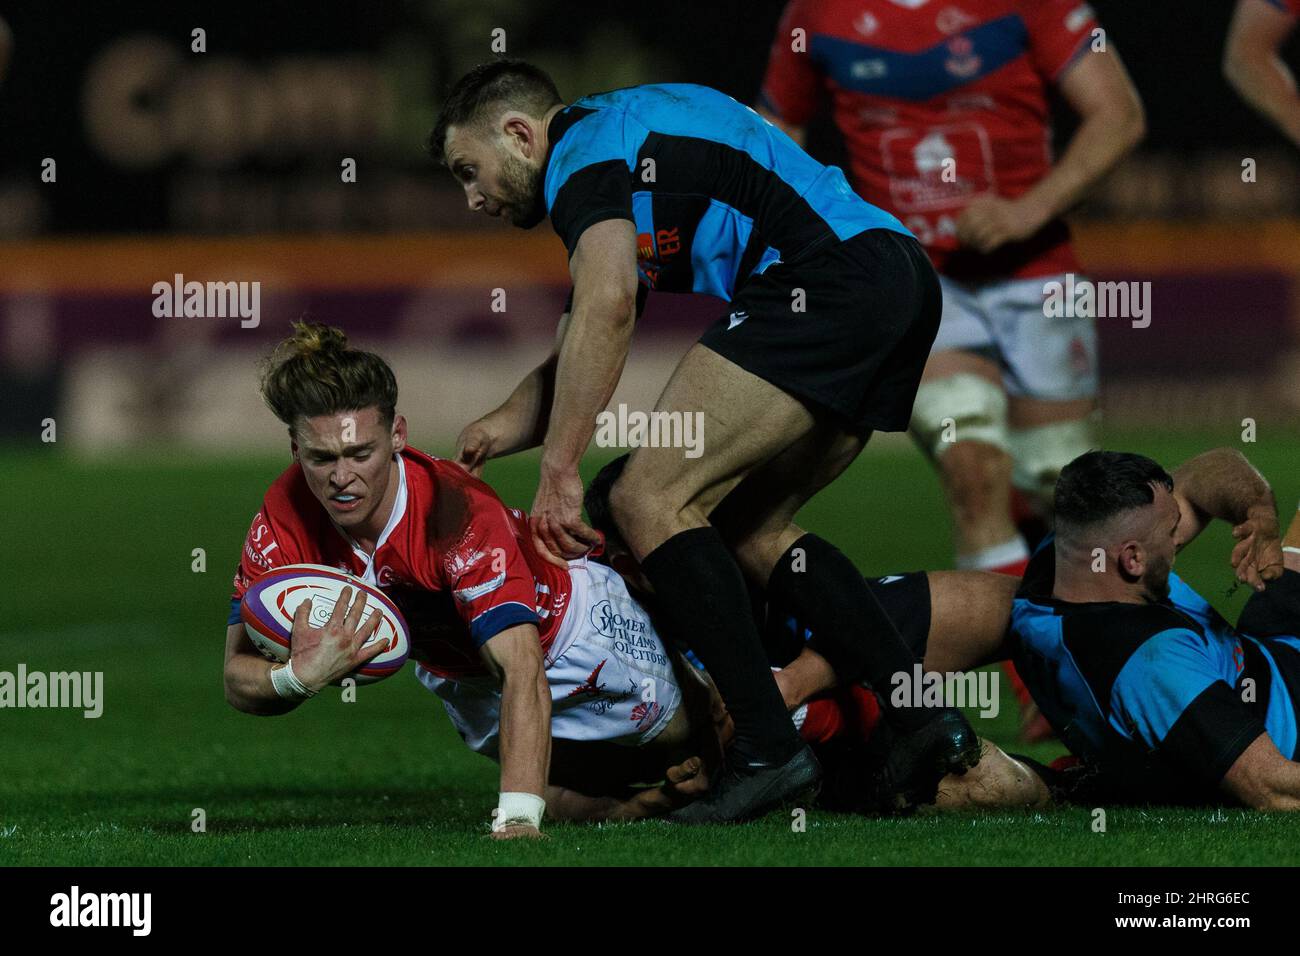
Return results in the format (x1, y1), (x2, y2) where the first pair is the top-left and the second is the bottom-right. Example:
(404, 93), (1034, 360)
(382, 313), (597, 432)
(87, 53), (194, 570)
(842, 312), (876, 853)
(760, 0), (1098, 280)
(1261, 0), (1300, 16)
(229, 446), (572, 679)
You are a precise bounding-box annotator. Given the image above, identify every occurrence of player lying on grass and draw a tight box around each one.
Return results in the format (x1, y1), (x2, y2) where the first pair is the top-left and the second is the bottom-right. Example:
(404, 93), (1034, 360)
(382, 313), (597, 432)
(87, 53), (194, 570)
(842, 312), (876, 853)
(222, 322), (660, 839)
(1007, 447), (1300, 810)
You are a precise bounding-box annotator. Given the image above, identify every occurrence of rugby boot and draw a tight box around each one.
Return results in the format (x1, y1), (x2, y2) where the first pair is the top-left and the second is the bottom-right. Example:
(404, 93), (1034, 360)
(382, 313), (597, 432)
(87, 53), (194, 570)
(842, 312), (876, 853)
(668, 743), (822, 824)
(875, 707), (982, 811)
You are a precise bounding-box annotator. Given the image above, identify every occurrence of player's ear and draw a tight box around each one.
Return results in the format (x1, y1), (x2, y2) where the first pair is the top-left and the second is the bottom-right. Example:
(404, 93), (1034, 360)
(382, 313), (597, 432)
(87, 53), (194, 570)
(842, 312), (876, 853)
(289, 430), (299, 461)
(390, 413), (407, 454)
(502, 112), (536, 157)
(1116, 540), (1143, 578)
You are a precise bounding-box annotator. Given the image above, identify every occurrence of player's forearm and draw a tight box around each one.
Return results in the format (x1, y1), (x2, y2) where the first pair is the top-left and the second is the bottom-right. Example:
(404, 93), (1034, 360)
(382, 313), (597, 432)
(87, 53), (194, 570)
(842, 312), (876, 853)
(1018, 99), (1144, 226)
(544, 785), (633, 821)
(489, 353), (558, 455)
(1225, 46), (1300, 146)
(223, 654), (301, 716)
(497, 655), (552, 798)
(541, 293), (636, 473)
(1173, 447), (1275, 526)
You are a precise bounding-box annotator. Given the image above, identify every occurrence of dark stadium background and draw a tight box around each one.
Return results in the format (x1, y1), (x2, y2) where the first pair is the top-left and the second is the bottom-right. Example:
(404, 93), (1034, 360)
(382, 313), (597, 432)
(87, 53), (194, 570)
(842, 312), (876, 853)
(2, 0), (1299, 867)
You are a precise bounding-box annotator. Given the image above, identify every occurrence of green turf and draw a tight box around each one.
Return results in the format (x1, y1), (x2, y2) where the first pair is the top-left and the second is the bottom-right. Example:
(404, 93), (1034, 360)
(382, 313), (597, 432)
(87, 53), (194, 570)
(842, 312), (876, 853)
(2, 427), (1298, 866)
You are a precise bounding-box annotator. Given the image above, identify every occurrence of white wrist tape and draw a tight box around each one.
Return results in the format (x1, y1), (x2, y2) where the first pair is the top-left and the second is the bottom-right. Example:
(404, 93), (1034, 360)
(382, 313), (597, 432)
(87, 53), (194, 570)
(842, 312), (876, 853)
(492, 792), (545, 832)
(270, 660), (316, 700)
(1284, 546), (1300, 556)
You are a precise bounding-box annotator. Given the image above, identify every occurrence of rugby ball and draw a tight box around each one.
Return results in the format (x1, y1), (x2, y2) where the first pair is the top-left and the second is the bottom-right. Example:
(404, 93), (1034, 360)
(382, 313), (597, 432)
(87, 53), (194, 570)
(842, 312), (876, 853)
(240, 564), (410, 685)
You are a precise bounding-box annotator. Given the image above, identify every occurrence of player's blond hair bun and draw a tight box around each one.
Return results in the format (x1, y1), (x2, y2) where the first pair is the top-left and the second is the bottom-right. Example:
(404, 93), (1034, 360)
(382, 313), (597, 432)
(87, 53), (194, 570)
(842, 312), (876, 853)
(260, 321), (398, 432)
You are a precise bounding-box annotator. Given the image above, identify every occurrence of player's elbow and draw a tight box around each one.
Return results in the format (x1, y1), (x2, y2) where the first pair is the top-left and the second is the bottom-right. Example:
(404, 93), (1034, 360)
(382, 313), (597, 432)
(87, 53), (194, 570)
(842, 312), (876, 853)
(1115, 93), (1146, 152)
(1222, 44), (1246, 91)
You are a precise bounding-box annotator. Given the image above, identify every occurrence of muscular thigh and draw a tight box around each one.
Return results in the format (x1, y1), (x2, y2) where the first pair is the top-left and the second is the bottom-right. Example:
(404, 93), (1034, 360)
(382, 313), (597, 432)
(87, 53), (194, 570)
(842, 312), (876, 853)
(617, 343), (818, 522)
(922, 570), (1018, 671)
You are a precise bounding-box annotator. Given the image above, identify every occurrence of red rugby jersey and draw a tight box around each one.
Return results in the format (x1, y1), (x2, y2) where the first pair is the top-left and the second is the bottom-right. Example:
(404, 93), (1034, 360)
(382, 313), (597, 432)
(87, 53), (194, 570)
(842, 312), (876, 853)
(229, 446), (572, 679)
(760, 0), (1098, 280)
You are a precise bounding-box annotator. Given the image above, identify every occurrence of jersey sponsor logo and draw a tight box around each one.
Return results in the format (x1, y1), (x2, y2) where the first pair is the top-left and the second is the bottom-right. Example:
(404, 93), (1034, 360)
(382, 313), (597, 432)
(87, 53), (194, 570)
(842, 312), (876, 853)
(630, 698), (662, 729)
(637, 226), (682, 290)
(377, 565), (408, 587)
(854, 11), (879, 36)
(453, 571), (507, 604)
(936, 6), (977, 34)
(881, 123), (994, 214)
(727, 310), (749, 330)
(591, 599), (668, 666)
(444, 544), (487, 578)
(851, 59), (889, 81)
(878, 575), (905, 585)
(566, 659), (608, 699)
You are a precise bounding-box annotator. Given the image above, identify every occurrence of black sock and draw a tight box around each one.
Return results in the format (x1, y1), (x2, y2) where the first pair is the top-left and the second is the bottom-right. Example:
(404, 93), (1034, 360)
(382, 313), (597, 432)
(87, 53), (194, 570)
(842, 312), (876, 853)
(767, 533), (939, 732)
(641, 527), (803, 764)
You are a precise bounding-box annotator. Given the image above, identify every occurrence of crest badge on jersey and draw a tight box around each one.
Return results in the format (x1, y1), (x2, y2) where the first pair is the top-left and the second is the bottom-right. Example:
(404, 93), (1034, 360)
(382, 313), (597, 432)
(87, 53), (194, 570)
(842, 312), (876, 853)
(944, 36), (982, 78)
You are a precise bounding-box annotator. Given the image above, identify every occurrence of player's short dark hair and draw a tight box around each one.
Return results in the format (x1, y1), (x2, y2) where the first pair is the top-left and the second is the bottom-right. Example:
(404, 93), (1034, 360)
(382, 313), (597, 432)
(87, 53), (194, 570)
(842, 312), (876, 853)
(584, 454), (630, 554)
(1054, 450), (1174, 534)
(427, 59), (563, 165)
(260, 321), (398, 433)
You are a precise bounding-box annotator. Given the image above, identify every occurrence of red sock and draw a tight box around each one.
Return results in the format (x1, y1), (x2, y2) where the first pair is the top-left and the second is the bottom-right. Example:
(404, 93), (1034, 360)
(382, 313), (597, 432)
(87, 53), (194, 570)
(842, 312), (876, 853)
(797, 695), (845, 744)
(796, 686), (883, 745)
(841, 683), (883, 742)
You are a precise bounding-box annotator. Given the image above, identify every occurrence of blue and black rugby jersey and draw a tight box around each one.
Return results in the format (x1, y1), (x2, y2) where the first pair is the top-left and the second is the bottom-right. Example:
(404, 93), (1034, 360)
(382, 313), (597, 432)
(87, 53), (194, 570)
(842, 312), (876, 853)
(1009, 536), (1300, 804)
(542, 83), (910, 301)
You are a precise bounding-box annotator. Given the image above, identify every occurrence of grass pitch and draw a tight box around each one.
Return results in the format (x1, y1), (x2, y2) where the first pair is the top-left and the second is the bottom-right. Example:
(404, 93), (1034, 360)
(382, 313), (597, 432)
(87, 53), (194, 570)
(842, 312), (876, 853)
(3, 426), (1299, 866)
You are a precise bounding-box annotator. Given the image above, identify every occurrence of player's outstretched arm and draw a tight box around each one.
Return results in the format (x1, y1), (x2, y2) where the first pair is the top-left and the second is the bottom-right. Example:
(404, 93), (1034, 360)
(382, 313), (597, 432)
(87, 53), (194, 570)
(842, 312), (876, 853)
(958, 41), (1145, 253)
(1171, 447), (1283, 589)
(531, 218), (639, 561)
(455, 312), (571, 477)
(480, 623), (551, 839)
(1224, 0), (1300, 148)
(1223, 732), (1300, 810)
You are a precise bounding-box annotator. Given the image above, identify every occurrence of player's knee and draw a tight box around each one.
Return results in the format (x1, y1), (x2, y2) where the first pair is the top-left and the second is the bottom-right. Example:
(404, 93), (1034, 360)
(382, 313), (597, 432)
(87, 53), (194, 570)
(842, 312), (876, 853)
(1008, 413), (1098, 508)
(608, 471), (676, 548)
(909, 372), (1009, 463)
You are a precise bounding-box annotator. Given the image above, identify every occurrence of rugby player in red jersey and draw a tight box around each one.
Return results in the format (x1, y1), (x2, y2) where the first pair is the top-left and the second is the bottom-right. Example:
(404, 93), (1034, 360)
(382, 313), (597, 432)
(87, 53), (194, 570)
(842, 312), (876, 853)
(758, 0), (1144, 738)
(1225, 0), (1300, 147)
(222, 324), (721, 837)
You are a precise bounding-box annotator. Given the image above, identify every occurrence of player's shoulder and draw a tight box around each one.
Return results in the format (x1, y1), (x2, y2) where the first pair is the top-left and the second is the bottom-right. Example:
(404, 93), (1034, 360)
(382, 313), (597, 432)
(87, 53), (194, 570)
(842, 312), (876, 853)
(256, 459), (319, 530)
(403, 447), (516, 534)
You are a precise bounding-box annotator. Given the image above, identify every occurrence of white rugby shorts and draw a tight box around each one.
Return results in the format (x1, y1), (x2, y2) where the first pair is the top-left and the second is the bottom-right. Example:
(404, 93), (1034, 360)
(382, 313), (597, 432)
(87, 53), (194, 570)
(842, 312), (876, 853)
(932, 273), (1098, 401)
(416, 559), (682, 758)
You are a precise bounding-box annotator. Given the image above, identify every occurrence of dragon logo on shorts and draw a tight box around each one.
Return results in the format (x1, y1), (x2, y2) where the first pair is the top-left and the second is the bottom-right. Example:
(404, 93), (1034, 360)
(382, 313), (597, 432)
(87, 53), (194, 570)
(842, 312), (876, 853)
(566, 660), (608, 699)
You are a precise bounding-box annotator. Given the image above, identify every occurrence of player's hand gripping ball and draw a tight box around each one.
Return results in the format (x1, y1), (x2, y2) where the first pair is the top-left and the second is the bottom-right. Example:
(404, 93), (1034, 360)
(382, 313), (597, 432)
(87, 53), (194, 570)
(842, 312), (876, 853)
(240, 564), (410, 684)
